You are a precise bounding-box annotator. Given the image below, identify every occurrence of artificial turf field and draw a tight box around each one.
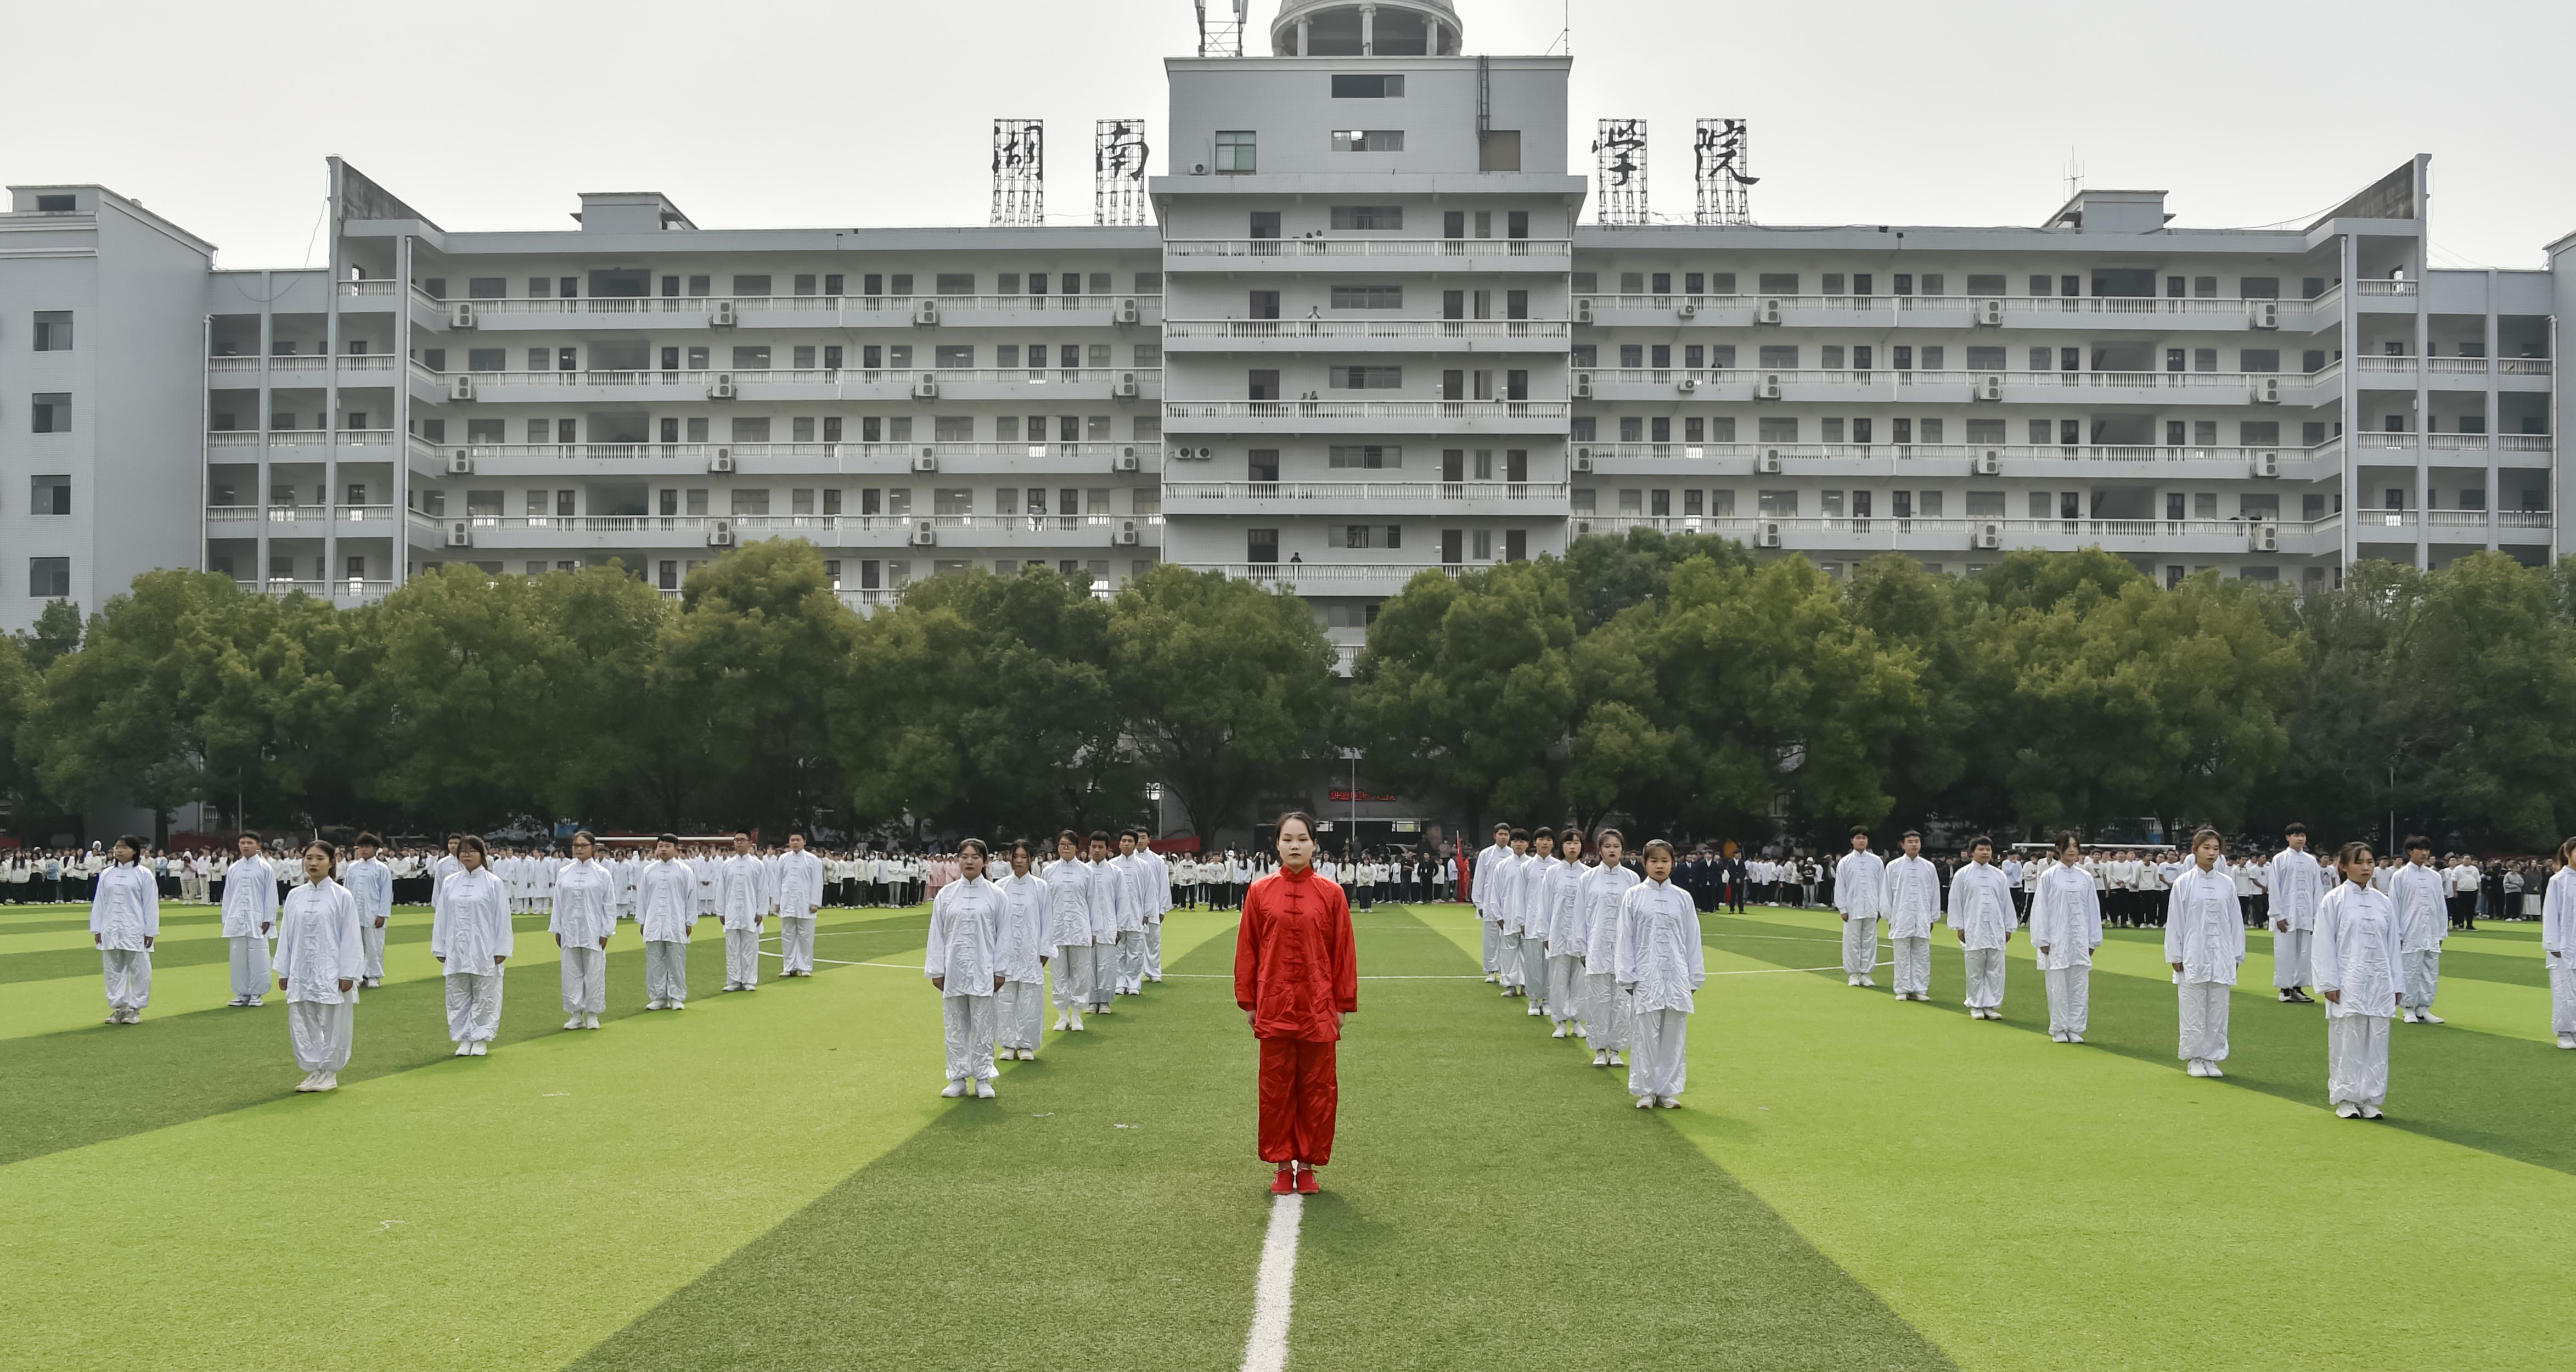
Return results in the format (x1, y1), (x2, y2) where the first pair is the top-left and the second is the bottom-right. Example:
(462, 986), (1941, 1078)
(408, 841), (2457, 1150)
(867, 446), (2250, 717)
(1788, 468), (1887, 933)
(4, 898), (2573, 1371)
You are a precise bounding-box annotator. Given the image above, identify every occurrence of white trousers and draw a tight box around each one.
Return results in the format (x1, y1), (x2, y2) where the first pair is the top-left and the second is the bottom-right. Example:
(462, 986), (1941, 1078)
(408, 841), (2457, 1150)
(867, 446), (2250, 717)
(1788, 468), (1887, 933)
(940, 993), (998, 1082)
(645, 940), (689, 1004)
(2273, 929), (2313, 989)
(2552, 957), (2576, 1035)
(229, 935), (272, 999)
(2177, 979), (2232, 1062)
(778, 915), (817, 975)
(1581, 970), (1630, 1050)
(1120, 929), (1150, 991)
(100, 948), (151, 1010)
(1841, 916), (1878, 978)
(724, 927), (761, 987)
(1497, 926), (1526, 988)
(2326, 1013), (2392, 1107)
(1090, 939), (1118, 1006)
(1961, 946), (2006, 1010)
(559, 944), (606, 1014)
(1891, 935), (1931, 998)
(360, 922), (387, 980)
(1513, 932), (1549, 997)
(2399, 948), (2440, 1012)
(1480, 920), (1501, 975)
(1548, 953), (1584, 1023)
(2042, 964), (2090, 1037)
(1144, 920), (1163, 980)
(443, 969), (503, 1044)
(1629, 1007), (1690, 1099)
(996, 979), (1045, 1049)
(289, 999), (355, 1071)
(1053, 944), (1096, 1009)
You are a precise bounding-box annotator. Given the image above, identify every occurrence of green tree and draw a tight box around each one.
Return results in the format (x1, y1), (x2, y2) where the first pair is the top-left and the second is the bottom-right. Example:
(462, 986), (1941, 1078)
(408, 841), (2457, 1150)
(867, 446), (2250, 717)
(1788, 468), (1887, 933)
(1563, 526), (1752, 630)
(656, 539), (859, 833)
(12, 599), (83, 672)
(1352, 559), (1578, 829)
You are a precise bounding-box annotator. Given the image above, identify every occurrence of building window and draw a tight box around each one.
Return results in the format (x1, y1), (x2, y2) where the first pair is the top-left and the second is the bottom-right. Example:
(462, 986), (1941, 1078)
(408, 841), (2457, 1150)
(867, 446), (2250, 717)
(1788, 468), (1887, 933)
(30, 475), (70, 515)
(1214, 131), (1257, 173)
(1330, 366), (1402, 389)
(1330, 285), (1403, 309)
(30, 393), (71, 433)
(29, 558), (69, 598)
(1329, 205), (1403, 230)
(32, 312), (72, 351)
(1331, 74), (1405, 97)
(1331, 130), (1405, 153)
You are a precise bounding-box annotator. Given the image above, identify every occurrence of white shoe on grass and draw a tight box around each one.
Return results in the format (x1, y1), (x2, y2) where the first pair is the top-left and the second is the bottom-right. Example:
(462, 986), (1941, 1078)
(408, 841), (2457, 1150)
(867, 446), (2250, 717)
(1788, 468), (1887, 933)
(1658, 1096), (1681, 1109)
(470, 1042), (488, 1056)
(2360, 1104), (2383, 1119)
(975, 1080), (996, 1099)
(2203, 1062), (2223, 1078)
(941, 1081), (966, 1098)
(454, 1043), (472, 1057)
(2186, 1059), (2207, 1077)
(295, 1072), (321, 1093)
(1860, 976), (1876, 987)
(2418, 1012), (2443, 1025)
(1632, 1095), (1655, 1109)
(1847, 976), (1860, 987)
(1591, 1050), (1608, 1067)
(1549, 1025), (1566, 1039)
(314, 1072), (338, 1092)
(564, 1016), (584, 1030)
(2558, 1034), (2576, 1049)
(2335, 1102), (2359, 1118)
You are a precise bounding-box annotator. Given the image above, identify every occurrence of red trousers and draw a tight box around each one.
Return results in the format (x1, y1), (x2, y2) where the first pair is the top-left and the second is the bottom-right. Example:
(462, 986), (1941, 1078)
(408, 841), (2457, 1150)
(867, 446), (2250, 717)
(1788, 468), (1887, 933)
(1256, 1036), (1338, 1166)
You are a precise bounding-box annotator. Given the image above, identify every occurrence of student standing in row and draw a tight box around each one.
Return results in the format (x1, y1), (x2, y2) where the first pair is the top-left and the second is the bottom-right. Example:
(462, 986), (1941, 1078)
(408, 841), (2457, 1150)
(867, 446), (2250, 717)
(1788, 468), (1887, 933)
(1135, 828), (1171, 984)
(92, 836), (159, 1025)
(2269, 824), (2323, 1004)
(345, 835), (392, 988)
(1617, 840), (1703, 1109)
(1047, 831), (1095, 1033)
(1473, 823), (1512, 983)
(2542, 836), (2576, 1050)
(221, 833), (279, 1009)
(276, 841), (363, 1092)
(1578, 829), (1639, 1069)
(2030, 833), (2103, 1044)
(925, 838), (1006, 1099)
(431, 836), (510, 1057)
(1514, 828), (1562, 1021)
(774, 831), (826, 978)
(717, 831), (768, 993)
(1084, 832), (1126, 1014)
(2389, 837), (2448, 1025)
(2315, 841), (2403, 1118)
(993, 840), (1050, 1061)
(636, 835), (698, 1010)
(2167, 827), (2247, 1078)
(551, 831), (616, 1031)
(1883, 831), (1941, 1002)
(1543, 829), (1590, 1039)
(1948, 837), (2015, 1020)
(1833, 827), (1885, 989)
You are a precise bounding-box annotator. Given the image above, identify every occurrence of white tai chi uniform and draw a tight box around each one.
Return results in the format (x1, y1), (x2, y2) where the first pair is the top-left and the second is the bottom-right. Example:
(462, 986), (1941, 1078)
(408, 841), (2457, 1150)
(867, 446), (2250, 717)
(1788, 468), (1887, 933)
(2314, 882), (2402, 1111)
(1084, 859), (1124, 1010)
(1577, 860), (1640, 1053)
(1882, 854), (1940, 999)
(2029, 861), (2103, 1040)
(1947, 861), (2016, 1013)
(2269, 847), (2325, 991)
(635, 858), (698, 1006)
(1043, 862), (1094, 1019)
(1488, 853), (1529, 990)
(2164, 863), (2247, 1067)
(221, 853), (281, 1003)
(431, 868), (511, 1047)
(1514, 853), (1562, 1016)
(91, 862), (161, 1015)
(2389, 861), (2446, 1019)
(1833, 848), (1887, 983)
(993, 870), (1051, 1052)
(1472, 840), (1511, 977)
(773, 848), (826, 976)
(343, 856), (392, 983)
(1616, 877), (1705, 1101)
(1543, 858), (1591, 1027)
(716, 854), (768, 990)
(2541, 868), (2576, 1042)
(926, 875), (1006, 1085)
(1139, 846), (1170, 981)
(1108, 852), (1150, 994)
(277, 878), (363, 1073)
(550, 858), (618, 1016)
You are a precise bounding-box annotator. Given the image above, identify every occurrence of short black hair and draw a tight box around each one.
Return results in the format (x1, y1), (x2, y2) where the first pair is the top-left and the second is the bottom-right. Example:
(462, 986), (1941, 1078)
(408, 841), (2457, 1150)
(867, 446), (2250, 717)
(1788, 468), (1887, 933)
(1531, 825), (1554, 843)
(1901, 830), (1923, 842)
(657, 832), (681, 847)
(1850, 825), (1870, 839)
(1493, 822), (1512, 833)
(958, 837), (989, 859)
(1089, 830), (1111, 846)
(1968, 835), (1994, 853)
(355, 831), (383, 848)
(2405, 834), (2432, 853)
(1510, 827), (1529, 842)
(1010, 838), (1035, 858)
(2285, 822), (2308, 837)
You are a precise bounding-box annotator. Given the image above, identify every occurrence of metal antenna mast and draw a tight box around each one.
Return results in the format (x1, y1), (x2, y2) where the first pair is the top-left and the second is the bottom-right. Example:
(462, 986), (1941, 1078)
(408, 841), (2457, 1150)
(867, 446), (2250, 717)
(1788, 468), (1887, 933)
(1194, 0), (1247, 56)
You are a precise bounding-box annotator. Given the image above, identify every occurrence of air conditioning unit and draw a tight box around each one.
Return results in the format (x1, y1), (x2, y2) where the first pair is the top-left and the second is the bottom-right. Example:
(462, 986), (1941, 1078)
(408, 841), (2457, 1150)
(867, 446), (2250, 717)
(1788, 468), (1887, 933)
(1114, 446), (1141, 473)
(909, 519), (938, 547)
(2249, 376), (2281, 404)
(1975, 299), (2004, 327)
(707, 519), (736, 548)
(2245, 450), (2279, 479)
(913, 300), (940, 326)
(1172, 445), (1194, 463)
(2251, 522), (2280, 553)
(1972, 449), (2001, 475)
(1116, 519), (1141, 546)
(1974, 375), (2004, 401)
(448, 374), (475, 402)
(448, 302), (477, 329)
(1114, 371), (1140, 400)
(1115, 298), (1140, 325)
(910, 447), (939, 473)
(1756, 521), (1784, 548)
(912, 373), (940, 401)
(1975, 522), (2003, 550)
(1573, 372), (1594, 400)
(1756, 374), (1783, 401)
(708, 446), (735, 474)
(1573, 518), (1593, 536)
(1572, 447), (1595, 474)
(1756, 298), (1784, 325)
(2248, 300), (2280, 330)
(443, 521), (472, 548)
(707, 373), (737, 400)
(1758, 448), (1784, 474)
(710, 299), (736, 327)
(1676, 376), (1699, 394)
(446, 451), (474, 476)
(1573, 297), (1594, 324)
(1677, 300), (1698, 319)
(1196, 446), (1213, 460)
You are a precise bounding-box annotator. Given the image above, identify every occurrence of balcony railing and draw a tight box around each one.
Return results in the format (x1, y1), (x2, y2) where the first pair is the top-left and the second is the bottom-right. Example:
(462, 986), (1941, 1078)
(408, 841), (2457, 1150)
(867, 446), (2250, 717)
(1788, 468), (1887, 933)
(1576, 441), (2342, 467)
(205, 429), (397, 449)
(1585, 366), (2342, 394)
(1162, 481), (1570, 502)
(2354, 279), (2420, 297)
(2352, 355), (2551, 378)
(421, 513), (1161, 537)
(1165, 400), (1567, 421)
(1573, 515), (2352, 544)
(1162, 318), (1570, 341)
(428, 366), (1157, 391)
(206, 353), (396, 376)
(1165, 238), (1572, 260)
(2354, 432), (2555, 453)
(417, 440), (1148, 464)
(1577, 292), (2330, 320)
(1168, 562), (1473, 582)
(449, 293), (1158, 318)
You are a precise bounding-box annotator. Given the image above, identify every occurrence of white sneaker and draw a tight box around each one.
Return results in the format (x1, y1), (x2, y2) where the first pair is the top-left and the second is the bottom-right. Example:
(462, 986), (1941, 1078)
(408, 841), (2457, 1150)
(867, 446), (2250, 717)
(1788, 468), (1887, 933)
(1591, 1050), (1608, 1067)
(1054, 1016), (1071, 1032)
(2419, 1012), (2444, 1025)
(1068, 1014), (1085, 1031)
(1847, 975), (1861, 987)
(2400, 1009), (2418, 1024)
(1549, 1025), (1567, 1039)
(975, 1080), (996, 1099)
(584, 1014), (601, 1029)
(1483, 974), (1498, 983)
(2558, 1034), (2575, 1049)
(314, 1072), (338, 1092)
(940, 1081), (967, 1098)
(2359, 1104), (2384, 1119)
(1860, 976), (1876, 987)
(564, 1016), (585, 1030)
(295, 1072), (321, 1092)
(2067, 1033), (2083, 1044)
(2049, 1031), (2066, 1043)
(470, 1042), (489, 1056)
(1657, 1096), (1681, 1109)
(2186, 1059), (2207, 1077)
(1610, 1053), (1626, 1067)
(670, 1000), (685, 1010)
(1572, 1025), (1588, 1039)
(246, 998), (263, 1008)
(453, 1043), (471, 1057)
(1633, 1095), (1655, 1109)
(1526, 1005), (1544, 1017)
(2203, 1062), (2224, 1078)
(2335, 1102), (2359, 1118)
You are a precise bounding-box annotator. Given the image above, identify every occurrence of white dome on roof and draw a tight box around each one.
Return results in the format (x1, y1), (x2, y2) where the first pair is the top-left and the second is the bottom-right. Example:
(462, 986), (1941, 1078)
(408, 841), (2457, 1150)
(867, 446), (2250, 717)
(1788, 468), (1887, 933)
(1271, 0), (1463, 56)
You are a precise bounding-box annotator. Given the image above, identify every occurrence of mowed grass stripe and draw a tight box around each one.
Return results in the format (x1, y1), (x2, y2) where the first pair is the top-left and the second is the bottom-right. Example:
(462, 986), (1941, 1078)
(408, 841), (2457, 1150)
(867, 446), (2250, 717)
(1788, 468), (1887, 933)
(0, 912), (932, 1166)
(564, 913), (1262, 1372)
(1653, 911), (2576, 1372)
(1289, 905), (1952, 1372)
(0, 947), (958, 1372)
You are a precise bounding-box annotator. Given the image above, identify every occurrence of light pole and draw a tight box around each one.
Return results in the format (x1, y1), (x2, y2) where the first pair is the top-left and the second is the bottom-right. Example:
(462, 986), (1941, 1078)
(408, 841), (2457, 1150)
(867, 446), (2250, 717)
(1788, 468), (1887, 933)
(1338, 746), (1362, 862)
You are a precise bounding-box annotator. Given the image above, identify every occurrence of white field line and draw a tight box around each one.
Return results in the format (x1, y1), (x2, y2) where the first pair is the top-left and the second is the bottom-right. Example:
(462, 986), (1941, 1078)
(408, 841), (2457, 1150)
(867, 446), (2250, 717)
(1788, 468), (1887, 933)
(1240, 1192), (1304, 1372)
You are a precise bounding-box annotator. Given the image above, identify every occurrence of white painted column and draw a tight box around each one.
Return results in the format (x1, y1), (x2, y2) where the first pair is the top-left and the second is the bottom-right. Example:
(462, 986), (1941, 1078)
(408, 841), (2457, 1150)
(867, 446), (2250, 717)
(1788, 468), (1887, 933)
(1360, 3), (1375, 55)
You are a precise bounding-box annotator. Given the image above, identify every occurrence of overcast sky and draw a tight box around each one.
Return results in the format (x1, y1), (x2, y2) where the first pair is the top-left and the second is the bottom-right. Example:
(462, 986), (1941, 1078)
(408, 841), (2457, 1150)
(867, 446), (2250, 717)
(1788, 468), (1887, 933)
(14, 1), (2571, 271)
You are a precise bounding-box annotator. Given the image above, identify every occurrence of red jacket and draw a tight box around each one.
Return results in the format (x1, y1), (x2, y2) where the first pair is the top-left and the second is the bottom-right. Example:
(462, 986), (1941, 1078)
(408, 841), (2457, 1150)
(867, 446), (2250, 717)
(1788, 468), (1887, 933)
(1235, 865), (1358, 1041)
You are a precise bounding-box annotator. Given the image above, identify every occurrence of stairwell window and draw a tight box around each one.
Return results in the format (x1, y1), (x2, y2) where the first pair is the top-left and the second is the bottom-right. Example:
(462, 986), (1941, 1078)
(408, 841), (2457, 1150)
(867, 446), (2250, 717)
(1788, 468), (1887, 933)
(1331, 131), (1405, 153)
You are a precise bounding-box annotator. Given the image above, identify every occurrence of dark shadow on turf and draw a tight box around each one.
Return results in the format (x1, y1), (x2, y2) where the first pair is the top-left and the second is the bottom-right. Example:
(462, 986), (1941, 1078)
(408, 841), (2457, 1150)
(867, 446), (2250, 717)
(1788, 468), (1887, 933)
(1705, 917), (2576, 1177)
(0, 917), (929, 1166)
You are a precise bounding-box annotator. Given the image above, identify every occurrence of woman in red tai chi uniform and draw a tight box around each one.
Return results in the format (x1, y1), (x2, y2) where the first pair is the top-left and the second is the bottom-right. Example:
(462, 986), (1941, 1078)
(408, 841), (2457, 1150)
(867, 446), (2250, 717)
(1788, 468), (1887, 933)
(1235, 810), (1358, 1196)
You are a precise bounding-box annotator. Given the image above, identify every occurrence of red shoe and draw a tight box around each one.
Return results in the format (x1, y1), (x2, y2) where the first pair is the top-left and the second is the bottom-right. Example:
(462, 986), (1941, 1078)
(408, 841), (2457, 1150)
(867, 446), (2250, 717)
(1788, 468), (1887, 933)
(1271, 1166), (1295, 1195)
(1295, 1166), (1319, 1195)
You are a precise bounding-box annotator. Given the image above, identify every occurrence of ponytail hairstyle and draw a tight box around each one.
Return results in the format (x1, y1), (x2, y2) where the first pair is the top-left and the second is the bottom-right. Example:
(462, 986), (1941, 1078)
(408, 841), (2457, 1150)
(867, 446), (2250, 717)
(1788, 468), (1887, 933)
(2336, 840), (2376, 882)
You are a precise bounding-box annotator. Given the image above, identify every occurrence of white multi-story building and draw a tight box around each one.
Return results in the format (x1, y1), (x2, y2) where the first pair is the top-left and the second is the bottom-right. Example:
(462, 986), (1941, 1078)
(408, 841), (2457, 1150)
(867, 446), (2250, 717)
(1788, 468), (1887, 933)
(3, 0), (2569, 663)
